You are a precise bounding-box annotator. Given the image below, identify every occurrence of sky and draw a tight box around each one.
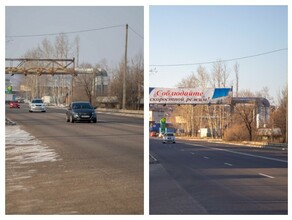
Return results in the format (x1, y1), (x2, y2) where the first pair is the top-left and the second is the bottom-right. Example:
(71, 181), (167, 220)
(5, 6), (144, 69)
(3, 4), (288, 103)
(149, 5), (288, 103)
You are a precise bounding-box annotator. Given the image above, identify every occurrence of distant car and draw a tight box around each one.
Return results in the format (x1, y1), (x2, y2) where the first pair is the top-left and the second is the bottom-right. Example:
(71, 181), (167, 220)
(9, 101), (20, 108)
(150, 131), (157, 137)
(162, 132), (176, 144)
(66, 101), (97, 123)
(29, 98), (46, 112)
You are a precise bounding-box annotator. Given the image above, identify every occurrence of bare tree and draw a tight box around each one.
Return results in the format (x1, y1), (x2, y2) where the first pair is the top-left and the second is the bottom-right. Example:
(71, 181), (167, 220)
(177, 73), (199, 88)
(22, 48), (43, 99)
(54, 34), (72, 104)
(18, 34), (76, 103)
(256, 86), (274, 105)
(130, 53), (144, 110)
(210, 61), (230, 138)
(273, 84), (288, 142)
(107, 52), (144, 110)
(196, 65), (210, 88)
(175, 66), (210, 136)
(74, 63), (95, 104)
(235, 104), (256, 141)
(231, 88), (273, 142)
(211, 60), (229, 87)
(108, 62), (124, 108)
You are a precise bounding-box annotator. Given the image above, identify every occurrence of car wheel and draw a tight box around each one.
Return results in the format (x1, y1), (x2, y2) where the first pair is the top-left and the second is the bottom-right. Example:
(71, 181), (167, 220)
(92, 119), (97, 123)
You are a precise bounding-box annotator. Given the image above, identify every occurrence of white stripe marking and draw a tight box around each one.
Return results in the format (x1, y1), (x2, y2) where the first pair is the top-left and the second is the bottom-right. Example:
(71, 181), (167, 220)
(203, 156), (210, 159)
(150, 154), (158, 162)
(224, 162), (233, 166)
(259, 173), (275, 179)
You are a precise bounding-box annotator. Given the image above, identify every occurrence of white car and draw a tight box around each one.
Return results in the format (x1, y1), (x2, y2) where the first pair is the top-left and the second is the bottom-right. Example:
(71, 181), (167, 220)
(29, 99), (46, 112)
(162, 132), (176, 144)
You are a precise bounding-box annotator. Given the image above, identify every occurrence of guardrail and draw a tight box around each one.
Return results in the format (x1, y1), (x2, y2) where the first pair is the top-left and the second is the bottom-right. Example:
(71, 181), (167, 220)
(96, 108), (144, 118)
(176, 136), (287, 150)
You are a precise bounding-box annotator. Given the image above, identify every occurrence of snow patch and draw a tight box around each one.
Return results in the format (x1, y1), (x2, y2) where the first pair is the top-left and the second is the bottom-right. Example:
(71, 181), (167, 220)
(6, 126), (61, 164)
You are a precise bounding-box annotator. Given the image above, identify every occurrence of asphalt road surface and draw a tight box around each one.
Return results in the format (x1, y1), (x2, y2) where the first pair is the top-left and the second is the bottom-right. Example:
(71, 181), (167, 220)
(5, 104), (143, 214)
(150, 137), (287, 214)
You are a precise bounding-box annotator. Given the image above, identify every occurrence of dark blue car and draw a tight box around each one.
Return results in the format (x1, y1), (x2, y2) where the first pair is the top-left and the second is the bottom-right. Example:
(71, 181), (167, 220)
(66, 101), (97, 123)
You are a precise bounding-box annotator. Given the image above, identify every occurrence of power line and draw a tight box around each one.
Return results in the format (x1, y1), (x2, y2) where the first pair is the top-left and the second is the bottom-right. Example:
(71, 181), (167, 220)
(6, 25), (125, 38)
(150, 48), (288, 67)
(128, 25), (144, 40)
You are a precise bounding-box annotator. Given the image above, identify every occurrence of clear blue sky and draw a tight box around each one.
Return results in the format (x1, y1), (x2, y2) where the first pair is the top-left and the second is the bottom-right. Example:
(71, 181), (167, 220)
(149, 5), (288, 102)
(5, 6), (144, 68)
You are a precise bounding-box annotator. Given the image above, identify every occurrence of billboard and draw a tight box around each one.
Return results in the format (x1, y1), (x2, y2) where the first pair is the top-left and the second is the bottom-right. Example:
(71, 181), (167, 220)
(149, 87), (232, 105)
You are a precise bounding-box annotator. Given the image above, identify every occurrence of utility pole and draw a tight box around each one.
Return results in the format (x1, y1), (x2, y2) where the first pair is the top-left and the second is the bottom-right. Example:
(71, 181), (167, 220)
(122, 24), (128, 109)
(71, 57), (75, 103)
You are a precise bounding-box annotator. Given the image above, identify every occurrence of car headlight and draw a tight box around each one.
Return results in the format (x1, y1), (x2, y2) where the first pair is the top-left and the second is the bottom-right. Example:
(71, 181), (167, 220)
(73, 113), (79, 117)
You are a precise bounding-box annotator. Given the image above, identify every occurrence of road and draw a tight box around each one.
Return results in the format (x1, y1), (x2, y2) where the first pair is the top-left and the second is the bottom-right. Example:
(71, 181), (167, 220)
(5, 104), (143, 214)
(150, 137), (287, 214)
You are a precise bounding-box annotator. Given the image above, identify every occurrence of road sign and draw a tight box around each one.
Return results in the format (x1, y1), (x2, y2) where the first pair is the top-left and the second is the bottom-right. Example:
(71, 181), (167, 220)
(7, 85), (12, 94)
(160, 117), (166, 133)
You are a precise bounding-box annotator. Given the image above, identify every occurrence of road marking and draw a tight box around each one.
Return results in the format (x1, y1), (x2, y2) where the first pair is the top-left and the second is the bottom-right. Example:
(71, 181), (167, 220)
(185, 143), (287, 163)
(150, 154), (158, 163)
(259, 173), (275, 179)
(203, 156), (210, 159)
(191, 152), (195, 155)
(224, 162), (233, 166)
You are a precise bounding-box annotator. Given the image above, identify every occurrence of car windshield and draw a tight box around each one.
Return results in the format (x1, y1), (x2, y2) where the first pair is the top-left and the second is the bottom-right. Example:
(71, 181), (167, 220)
(72, 103), (93, 109)
(165, 133), (174, 137)
(32, 99), (43, 103)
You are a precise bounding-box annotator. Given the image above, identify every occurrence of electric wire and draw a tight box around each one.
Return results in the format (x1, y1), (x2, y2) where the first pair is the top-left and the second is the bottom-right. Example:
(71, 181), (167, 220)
(150, 48), (288, 67)
(128, 26), (144, 40)
(6, 24), (143, 40)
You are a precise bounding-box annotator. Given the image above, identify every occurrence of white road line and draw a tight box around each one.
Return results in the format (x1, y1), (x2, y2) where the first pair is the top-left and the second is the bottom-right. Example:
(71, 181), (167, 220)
(150, 154), (158, 162)
(259, 173), (275, 179)
(191, 152), (195, 155)
(185, 143), (287, 163)
(224, 162), (233, 166)
(203, 156), (210, 159)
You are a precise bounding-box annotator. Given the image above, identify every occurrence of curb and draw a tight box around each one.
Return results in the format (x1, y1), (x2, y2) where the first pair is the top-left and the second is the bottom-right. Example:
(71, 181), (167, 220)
(96, 108), (144, 118)
(176, 137), (287, 151)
